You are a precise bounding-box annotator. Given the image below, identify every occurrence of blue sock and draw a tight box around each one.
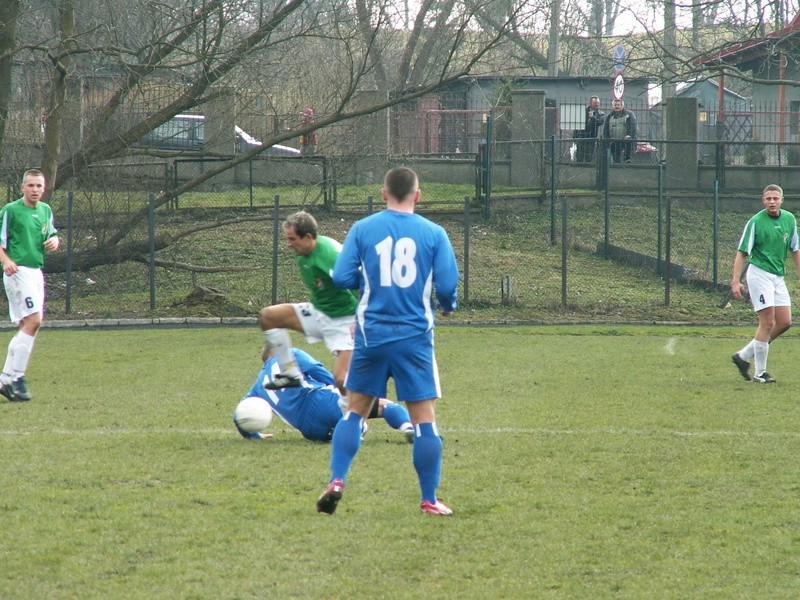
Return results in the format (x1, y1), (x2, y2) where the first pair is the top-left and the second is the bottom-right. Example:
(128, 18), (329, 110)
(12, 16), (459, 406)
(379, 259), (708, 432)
(330, 412), (363, 483)
(381, 402), (411, 430)
(412, 422), (443, 503)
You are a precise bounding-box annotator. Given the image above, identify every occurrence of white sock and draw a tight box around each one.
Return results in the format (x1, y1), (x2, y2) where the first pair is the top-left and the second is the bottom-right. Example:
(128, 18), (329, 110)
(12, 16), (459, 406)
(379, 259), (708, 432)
(264, 329), (300, 376)
(753, 340), (769, 375)
(3, 331), (35, 381)
(738, 339), (756, 361)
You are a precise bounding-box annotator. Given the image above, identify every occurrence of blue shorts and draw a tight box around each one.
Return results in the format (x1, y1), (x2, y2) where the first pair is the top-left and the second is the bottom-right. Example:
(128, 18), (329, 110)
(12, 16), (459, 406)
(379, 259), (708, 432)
(297, 387), (345, 441)
(345, 330), (441, 402)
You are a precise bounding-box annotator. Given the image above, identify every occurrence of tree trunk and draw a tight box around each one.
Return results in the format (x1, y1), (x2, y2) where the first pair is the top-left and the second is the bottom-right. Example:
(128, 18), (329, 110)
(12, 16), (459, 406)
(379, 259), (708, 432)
(0, 0), (21, 158)
(41, 0), (76, 186)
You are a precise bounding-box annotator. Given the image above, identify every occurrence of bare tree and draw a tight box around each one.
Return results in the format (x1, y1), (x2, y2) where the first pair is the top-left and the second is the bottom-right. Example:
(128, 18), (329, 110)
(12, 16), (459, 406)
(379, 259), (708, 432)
(0, 0), (510, 272)
(0, 0), (21, 154)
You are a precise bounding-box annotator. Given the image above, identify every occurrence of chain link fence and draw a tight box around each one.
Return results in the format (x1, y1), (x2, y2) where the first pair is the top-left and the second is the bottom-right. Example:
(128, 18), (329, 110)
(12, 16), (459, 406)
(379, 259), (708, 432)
(9, 148), (765, 325)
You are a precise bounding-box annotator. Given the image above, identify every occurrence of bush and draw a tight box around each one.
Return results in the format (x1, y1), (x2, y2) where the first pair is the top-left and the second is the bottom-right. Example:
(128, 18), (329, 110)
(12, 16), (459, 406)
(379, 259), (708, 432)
(744, 139), (767, 165)
(785, 145), (800, 166)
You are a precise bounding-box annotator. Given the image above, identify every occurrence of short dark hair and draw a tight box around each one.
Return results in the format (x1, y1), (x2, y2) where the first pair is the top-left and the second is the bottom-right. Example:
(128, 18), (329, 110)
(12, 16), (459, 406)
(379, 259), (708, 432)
(383, 167), (418, 202)
(284, 211), (318, 238)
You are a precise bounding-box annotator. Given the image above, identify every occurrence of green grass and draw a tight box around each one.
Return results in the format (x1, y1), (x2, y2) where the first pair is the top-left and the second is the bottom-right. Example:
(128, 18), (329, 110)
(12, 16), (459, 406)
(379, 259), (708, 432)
(1, 325), (799, 598)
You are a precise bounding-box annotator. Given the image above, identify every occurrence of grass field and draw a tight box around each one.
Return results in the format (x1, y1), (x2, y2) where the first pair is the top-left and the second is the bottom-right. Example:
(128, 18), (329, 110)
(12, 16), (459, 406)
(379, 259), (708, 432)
(1, 325), (798, 598)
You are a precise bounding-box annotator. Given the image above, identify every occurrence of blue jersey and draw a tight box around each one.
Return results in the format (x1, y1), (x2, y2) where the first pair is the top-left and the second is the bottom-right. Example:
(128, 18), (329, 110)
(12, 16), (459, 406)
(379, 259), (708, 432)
(332, 209), (458, 346)
(243, 348), (344, 441)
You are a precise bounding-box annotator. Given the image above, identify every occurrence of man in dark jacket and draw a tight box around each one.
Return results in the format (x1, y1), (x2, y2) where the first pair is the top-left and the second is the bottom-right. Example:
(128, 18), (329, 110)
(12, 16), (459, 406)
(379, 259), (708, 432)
(577, 96), (605, 162)
(602, 99), (637, 163)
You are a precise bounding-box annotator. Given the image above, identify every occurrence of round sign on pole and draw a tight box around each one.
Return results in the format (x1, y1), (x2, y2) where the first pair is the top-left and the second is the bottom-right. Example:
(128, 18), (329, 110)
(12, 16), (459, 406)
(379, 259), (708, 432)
(613, 74), (625, 100)
(613, 45), (625, 73)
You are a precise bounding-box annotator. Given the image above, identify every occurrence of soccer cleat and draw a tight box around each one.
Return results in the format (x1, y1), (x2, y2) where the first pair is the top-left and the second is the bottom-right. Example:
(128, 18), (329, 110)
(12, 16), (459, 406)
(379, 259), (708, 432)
(420, 499), (453, 516)
(752, 372), (776, 383)
(0, 382), (16, 402)
(10, 377), (31, 401)
(316, 479), (344, 515)
(731, 353), (751, 381)
(400, 423), (415, 444)
(264, 373), (302, 390)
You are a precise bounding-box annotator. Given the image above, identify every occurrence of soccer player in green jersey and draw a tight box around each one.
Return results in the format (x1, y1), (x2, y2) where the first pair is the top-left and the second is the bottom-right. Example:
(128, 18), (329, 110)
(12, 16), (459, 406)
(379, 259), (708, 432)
(258, 211), (357, 393)
(731, 184), (800, 383)
(0, 169), (60, 401)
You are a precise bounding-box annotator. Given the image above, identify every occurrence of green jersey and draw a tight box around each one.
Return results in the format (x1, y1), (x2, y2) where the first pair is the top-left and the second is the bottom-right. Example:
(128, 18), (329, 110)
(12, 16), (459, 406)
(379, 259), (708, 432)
(0, 198), (58, 269)
(738, 208), (799, 276)
(295, 235), (357, 318)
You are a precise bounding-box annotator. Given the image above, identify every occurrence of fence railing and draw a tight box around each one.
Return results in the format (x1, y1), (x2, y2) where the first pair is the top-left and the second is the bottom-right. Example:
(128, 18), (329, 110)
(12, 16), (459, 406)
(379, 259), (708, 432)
(20, 175), (763, 324)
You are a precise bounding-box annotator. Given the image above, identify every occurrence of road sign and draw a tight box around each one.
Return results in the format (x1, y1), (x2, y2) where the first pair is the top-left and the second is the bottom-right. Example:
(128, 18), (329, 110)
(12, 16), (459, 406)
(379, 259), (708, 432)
(613, 45), (625, 73)
(613, 74), (625, 100)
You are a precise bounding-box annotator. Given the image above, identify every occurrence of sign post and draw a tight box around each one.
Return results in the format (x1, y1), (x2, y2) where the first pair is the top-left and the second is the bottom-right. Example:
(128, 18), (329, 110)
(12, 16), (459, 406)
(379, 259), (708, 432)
(612, 45), (625, 100)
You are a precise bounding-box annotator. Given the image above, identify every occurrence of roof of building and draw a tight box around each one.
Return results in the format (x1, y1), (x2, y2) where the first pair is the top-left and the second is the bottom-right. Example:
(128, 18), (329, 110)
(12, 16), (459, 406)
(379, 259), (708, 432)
(695, 12), (800, 67)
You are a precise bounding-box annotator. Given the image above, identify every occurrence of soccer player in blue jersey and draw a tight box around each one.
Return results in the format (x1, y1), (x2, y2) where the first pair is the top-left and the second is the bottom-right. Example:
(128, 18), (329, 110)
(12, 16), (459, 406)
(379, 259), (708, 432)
(317, 166), (459, 516)
(234, 346), (414, 443)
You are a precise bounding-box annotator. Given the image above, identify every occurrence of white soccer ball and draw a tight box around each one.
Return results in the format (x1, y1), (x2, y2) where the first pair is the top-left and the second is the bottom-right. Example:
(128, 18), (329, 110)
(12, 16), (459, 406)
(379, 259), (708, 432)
(234, 396), (274, 433)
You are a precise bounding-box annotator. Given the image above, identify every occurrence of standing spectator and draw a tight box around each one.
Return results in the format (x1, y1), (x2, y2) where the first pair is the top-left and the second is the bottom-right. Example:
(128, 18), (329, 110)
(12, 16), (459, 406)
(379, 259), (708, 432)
(730, 184), (800, 383)
(316, 167), (459, 516)
(602, 99), (637, 163)
(577, 96), (605, 162)
(258, 211), (357, 393)
(0, 168), (59, 402)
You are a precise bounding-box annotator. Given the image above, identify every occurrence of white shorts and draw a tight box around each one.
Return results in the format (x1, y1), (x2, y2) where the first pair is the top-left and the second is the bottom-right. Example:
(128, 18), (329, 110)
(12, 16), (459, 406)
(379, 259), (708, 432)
(746, 263), (791, 311)
(3, 266), (45, 324)
(292, 302), (354, 354)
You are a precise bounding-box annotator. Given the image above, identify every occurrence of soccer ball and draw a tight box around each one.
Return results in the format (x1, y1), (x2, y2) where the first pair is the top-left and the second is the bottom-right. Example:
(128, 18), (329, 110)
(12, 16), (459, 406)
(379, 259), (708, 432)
(234, 396), (274, 433)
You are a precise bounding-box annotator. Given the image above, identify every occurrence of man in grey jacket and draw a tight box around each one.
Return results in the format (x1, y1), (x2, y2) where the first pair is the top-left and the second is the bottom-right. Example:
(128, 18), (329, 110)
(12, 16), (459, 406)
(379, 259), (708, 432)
(602, 99), (637, 163)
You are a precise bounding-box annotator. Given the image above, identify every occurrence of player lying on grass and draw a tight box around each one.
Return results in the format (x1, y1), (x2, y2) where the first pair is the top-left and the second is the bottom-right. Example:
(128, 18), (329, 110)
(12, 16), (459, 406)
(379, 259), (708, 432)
(234, 346), (414, 443)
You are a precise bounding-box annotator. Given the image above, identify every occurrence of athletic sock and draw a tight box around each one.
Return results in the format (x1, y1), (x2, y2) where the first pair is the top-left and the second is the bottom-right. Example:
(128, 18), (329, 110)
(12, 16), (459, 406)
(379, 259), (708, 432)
(4, 331), (35, 381)
(413, 422), (443, 503)
(264, 328), (300, 377)
(753, 340), (769, 374)
(329, 411), (364, 483)
(381, 401), (411, 430)
(738, 339), (756, 361)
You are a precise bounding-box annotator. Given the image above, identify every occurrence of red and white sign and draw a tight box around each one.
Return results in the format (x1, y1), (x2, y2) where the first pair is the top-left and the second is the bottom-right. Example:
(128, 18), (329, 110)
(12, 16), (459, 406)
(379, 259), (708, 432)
(612, 74), (625, 100)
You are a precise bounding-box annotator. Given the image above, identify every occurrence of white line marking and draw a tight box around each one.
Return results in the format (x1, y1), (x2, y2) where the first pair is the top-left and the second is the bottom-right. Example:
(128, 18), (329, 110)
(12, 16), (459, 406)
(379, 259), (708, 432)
(0, 427), (797, 439)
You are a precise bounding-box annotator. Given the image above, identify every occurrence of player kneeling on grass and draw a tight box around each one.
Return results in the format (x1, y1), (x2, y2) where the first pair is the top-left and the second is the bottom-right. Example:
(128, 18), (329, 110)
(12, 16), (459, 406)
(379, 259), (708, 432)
(233, 346), (414, 443)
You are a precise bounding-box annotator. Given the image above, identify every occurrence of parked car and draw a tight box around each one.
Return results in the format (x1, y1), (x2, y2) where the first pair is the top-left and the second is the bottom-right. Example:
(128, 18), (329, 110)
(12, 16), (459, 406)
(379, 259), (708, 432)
(136, 114), (300, 156)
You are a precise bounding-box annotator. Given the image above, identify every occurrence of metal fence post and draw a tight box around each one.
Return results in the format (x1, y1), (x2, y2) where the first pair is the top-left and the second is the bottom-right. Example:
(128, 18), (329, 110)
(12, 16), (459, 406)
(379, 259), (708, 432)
(172, 159), (179, 210)
(249, 158), (254, 208)
(657, 163), (664, 275)
(713, 179), (720, 286)
(665, 194), (672, 306)
(550, 135), (557, 245)
(65, 191), (73, 315)
(484, 115), (492, 219)
(148, 193), (156, 310)
(272, 195), (280, 306)
(603, 147), (611, 258)
(463, 196), (470, 304)
(561, 180), (568, 308)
